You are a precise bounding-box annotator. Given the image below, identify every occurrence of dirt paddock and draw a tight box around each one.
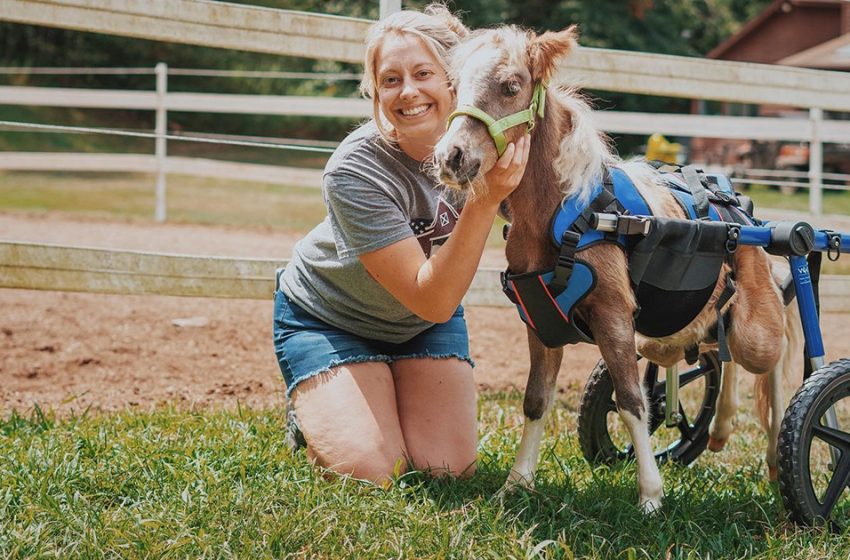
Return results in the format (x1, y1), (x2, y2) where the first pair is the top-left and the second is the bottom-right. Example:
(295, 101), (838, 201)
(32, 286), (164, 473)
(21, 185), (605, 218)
(2, 211), (850, 416)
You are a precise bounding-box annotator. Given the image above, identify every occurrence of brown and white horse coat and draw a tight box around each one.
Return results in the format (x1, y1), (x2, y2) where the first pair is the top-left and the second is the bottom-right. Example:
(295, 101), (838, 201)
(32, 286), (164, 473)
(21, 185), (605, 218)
(435, 26), (799, 511)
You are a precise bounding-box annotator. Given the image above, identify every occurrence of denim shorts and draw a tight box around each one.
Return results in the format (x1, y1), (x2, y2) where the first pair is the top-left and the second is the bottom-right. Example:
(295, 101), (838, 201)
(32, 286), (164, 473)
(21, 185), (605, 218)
(273, 291), (474, 398)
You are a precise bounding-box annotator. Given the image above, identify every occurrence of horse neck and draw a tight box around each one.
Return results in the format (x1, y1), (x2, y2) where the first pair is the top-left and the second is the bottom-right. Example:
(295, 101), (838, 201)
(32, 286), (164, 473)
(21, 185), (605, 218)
(505, 95), (572, 272)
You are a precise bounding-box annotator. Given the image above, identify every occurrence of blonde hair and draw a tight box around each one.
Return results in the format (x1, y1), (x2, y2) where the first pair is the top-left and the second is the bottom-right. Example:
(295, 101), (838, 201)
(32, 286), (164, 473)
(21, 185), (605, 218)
(359, 3), (468, 140)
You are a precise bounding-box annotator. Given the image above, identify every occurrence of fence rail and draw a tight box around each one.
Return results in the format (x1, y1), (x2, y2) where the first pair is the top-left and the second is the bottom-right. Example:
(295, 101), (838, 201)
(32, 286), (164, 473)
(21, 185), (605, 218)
(4, 85), (850, 143)
(0, 153), (324, 187)
(4, 1), (850, 109)
(0, 242), (509, 307)
(2, 241), (849, 311)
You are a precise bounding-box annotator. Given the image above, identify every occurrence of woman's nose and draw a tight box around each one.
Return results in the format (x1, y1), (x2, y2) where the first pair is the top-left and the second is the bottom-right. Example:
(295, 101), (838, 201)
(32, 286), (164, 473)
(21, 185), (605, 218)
(400, 80), (419, 100)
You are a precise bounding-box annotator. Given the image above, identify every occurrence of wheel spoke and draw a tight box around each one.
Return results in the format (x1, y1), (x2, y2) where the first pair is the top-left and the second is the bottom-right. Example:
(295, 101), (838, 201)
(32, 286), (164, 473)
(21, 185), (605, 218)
(812, 424), (850, 454)
(819, 453), (850, 519)
(648, 363), (708, 400)
(679, 365), (707, 388)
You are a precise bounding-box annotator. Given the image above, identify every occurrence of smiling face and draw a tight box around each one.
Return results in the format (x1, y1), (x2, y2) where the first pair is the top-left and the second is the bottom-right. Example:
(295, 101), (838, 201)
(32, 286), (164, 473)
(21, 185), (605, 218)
(375, 33), (454, 161)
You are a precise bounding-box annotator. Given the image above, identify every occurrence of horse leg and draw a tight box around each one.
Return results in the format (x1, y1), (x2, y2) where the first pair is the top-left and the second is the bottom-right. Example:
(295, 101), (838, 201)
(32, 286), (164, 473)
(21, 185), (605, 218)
(579, 245), (662, 511)
(727, 247), (784, 374)
(760, 301), (802, 481)
(589, 307), (662, 512)
(708, 361), (739, 452)
(503, 329), (564, 490)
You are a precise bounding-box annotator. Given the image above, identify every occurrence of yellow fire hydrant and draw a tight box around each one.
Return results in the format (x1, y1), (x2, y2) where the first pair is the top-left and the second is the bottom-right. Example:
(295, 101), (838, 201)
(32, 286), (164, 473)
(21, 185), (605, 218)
(646, 133), (682, 164)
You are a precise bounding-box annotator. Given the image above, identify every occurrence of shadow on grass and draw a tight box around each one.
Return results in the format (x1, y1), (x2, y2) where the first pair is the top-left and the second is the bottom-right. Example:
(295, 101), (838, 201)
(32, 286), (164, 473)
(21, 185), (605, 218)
(408, 455), (787, 558)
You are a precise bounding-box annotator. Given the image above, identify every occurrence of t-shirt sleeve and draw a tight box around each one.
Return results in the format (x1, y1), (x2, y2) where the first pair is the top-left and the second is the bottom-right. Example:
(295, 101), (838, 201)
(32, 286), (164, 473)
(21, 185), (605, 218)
(324, 171), (414, 259)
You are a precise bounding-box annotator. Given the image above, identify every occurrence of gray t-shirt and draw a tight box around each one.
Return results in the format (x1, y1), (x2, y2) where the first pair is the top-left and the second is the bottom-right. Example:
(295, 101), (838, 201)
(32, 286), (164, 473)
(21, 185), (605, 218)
(280, 122), (464, 343)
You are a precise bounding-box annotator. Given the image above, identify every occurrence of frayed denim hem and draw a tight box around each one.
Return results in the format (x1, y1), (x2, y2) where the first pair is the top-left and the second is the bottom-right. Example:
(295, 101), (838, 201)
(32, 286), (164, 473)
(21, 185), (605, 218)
(285, 354), (395, 399)
(284, 353), (474, 399)
(390, 352), (475, 369)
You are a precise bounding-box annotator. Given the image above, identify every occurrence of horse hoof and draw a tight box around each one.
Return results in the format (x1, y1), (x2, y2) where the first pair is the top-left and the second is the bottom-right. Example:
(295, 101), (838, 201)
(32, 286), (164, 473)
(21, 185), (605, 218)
(639, 497), (663, 515)
(504, 472), (534, 491)
(493, 477), (532, 502)
(768, 465), (778, 482)
(707, 436), (727, 452)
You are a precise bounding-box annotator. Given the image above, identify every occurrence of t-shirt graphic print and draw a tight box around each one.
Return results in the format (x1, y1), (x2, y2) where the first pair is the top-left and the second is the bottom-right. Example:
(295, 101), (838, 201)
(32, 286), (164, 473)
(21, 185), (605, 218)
(410, 195), (460, 257)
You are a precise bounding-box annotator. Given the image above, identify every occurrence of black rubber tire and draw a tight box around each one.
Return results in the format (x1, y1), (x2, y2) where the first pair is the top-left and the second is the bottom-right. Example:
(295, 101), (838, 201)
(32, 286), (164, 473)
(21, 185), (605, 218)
(778, 358), (850, 529)
(578, 352), (722, 466)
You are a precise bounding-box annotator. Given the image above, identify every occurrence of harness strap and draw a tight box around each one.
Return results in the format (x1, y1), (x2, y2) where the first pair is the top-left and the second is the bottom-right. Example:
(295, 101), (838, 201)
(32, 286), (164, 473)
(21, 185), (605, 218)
(549, 169), (623, 294)
(714, 270), (737, 362)
(681, 165), (710, 219)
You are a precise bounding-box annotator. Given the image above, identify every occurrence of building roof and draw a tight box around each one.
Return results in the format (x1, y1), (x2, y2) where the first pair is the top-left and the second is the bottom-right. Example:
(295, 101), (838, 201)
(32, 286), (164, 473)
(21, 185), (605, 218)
(707, 0), (848, 61)
(778, 30), (850, 68)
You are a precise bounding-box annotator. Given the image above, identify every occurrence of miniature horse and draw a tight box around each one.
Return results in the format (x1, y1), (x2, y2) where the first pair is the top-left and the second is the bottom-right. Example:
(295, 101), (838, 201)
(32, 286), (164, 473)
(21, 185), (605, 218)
(434, 25), (798, 511)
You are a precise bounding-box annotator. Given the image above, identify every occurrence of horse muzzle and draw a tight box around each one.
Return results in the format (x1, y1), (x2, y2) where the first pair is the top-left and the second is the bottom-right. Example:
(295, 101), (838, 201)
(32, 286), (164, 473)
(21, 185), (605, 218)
(437, 145), (481, 188)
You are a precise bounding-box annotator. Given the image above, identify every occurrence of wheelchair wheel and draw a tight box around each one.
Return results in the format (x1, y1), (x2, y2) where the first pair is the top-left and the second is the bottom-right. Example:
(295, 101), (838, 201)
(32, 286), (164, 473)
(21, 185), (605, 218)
(778, 358), (850, 529)
(578, 351), (721, 466)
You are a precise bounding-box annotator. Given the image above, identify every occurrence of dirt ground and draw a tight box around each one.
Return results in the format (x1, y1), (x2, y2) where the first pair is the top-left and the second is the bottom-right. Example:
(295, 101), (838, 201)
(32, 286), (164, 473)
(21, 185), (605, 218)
(2, 211), (850, 416)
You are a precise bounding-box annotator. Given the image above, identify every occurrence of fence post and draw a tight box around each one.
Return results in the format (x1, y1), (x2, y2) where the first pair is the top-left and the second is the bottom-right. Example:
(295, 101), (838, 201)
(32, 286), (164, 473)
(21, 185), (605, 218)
(380, 0), (401, 18)
(809, 107), (823, 216)
(155, 62), (168, 222)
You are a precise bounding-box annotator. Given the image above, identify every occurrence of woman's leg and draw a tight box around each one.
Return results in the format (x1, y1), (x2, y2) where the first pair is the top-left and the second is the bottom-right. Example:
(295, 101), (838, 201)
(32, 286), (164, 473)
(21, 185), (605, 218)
(291, 361), (409, 485)
(391, 358), (478, 477)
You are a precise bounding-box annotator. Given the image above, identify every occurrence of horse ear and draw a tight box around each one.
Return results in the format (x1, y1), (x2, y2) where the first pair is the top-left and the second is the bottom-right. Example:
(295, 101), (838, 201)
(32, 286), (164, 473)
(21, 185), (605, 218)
(528, 25), (578, 82)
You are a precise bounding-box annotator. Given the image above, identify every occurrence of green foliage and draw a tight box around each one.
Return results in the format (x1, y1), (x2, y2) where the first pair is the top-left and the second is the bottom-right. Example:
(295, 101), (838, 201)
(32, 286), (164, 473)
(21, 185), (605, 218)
(0, 0), (774, 153)
(2, 394), (849, 558)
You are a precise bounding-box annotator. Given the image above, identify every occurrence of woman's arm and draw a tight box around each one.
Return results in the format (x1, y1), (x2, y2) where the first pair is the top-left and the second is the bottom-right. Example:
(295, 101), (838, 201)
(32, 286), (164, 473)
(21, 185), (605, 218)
(359, 135), (530, 323)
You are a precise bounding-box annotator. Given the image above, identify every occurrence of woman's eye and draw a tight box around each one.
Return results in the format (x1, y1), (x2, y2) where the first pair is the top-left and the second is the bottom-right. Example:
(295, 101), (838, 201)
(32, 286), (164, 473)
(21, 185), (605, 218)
(382, 76), (399, 86)
(502, 80), (521, 97)
(417, 70), (433, 78)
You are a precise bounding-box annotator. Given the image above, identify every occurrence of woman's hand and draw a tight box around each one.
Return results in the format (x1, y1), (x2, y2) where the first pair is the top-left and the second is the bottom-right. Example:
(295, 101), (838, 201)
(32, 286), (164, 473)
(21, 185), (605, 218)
(479, 133), (531, 205)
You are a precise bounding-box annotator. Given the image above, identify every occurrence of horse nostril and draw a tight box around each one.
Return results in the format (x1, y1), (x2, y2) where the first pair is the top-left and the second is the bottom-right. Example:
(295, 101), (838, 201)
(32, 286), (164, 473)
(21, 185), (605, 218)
(448, 146), (464, 173)
(468, 161), (480, 178)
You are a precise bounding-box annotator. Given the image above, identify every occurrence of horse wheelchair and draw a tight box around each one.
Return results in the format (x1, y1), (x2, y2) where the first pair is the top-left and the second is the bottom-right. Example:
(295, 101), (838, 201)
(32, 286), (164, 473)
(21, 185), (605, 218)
(575, 201), (850, 528)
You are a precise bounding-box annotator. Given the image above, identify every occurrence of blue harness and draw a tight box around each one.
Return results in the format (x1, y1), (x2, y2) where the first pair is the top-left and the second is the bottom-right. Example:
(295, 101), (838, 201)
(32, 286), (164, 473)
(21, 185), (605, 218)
(501, 165), (753, 349)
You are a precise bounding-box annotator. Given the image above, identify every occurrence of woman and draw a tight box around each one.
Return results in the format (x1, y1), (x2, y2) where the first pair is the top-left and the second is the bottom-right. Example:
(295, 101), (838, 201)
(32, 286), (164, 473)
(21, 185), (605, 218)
(274, 5), (530, 484)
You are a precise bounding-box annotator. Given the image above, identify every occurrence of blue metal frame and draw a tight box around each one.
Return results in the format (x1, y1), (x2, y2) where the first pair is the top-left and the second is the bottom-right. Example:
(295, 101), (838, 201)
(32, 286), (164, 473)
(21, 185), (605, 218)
(733, 223), (850, 369)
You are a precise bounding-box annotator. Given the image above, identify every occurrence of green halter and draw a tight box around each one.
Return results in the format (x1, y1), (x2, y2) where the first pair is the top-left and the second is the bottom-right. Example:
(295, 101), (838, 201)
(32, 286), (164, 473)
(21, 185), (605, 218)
(446, 82), (547, 157)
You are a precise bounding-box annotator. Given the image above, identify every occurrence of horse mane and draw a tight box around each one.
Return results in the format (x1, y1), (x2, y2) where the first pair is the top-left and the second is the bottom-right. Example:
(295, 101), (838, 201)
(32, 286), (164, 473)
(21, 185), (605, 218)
(548, 87), (617, 205)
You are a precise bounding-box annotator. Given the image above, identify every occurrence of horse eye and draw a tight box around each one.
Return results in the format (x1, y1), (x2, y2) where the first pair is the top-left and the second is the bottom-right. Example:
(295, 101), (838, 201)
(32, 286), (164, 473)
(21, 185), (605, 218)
(501, 80), (521, 97)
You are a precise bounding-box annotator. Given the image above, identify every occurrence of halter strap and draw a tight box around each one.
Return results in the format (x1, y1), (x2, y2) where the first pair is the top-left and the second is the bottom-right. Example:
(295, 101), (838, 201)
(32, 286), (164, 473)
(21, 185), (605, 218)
(447, 81), (548, 157)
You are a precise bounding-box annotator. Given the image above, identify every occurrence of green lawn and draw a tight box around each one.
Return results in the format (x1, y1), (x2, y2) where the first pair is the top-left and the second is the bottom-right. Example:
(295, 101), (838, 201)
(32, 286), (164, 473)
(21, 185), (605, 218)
(0, 171), (329, 233)
(745, 183), (850, 215)
(1, 394), (847, 559)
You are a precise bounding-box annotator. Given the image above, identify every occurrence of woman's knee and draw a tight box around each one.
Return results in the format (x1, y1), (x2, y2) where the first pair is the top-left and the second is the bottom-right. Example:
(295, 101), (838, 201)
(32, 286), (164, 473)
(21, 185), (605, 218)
(311, 442), (408, 484)
(408, 445), (478, 479)
(292, 363), (409, 484)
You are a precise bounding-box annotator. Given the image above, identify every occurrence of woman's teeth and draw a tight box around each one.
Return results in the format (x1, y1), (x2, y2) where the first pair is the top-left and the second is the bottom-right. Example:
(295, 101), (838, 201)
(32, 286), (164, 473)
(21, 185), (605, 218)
(401, 104), (430, 116)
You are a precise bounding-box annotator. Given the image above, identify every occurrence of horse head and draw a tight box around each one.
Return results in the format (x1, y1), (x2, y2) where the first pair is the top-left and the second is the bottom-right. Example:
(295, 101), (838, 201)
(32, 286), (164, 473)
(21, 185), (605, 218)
(434, 25), (578, 199)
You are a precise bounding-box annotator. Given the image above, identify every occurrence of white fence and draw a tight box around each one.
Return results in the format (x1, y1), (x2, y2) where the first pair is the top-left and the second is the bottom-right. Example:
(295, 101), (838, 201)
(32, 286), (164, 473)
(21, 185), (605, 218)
(2, 1), (850, 217)
(1, 0), (850, 306)
(2, 72), (850, 218)
(3, 241), (850, 312)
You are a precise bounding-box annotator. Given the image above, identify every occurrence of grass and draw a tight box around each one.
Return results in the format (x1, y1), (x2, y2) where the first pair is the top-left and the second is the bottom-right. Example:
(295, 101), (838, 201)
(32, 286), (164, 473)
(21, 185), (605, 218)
(744, 183), (850, 215)
(0, 171), (509, 247)
(2, 393), (848, 559)
(0, 171), (329, 233)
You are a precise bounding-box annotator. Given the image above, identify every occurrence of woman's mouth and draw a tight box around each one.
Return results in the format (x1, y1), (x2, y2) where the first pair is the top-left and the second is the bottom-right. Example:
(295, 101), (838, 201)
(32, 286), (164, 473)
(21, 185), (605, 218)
(398, 104), (433, 118)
